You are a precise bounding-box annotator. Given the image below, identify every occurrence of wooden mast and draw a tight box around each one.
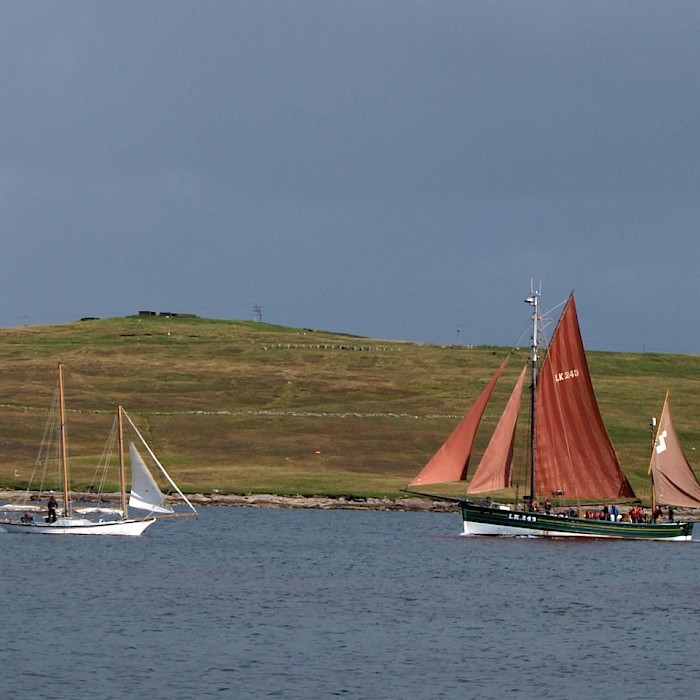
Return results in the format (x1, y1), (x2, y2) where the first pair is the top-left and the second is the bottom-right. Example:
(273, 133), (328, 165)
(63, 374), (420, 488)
(118, 405), (128, 520)
(57, 362), (71, 517)
(648, 392), (667, 515)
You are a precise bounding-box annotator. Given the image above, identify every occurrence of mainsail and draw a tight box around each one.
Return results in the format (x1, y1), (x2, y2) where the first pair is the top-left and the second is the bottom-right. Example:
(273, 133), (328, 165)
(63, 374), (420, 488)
(409, 358), (509, 487)
(410, 293), (638, 501)
(649, 392), (700, 509)
(534, 295), (635, 501)
(406, 290), (697, 541)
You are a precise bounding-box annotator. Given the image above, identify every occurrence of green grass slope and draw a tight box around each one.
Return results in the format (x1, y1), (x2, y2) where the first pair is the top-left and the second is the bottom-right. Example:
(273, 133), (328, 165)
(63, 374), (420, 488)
(0, 315), (697, 503)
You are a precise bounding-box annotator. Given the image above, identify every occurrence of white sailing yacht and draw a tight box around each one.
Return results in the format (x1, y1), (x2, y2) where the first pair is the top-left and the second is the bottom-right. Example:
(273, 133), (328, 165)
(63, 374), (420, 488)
(0, 363), (197, 536)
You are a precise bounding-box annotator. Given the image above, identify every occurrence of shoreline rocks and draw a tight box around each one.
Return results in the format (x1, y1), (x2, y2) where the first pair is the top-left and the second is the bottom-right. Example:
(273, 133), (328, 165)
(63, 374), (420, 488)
(0, 490), (459, 513)
(195, 493), (459, 512)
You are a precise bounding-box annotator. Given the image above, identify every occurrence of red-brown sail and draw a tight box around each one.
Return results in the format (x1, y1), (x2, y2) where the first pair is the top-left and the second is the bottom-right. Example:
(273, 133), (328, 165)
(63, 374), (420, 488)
(468, 365), (527, 494)
(649, 392), (700, 509)
(534, 295), (635, 500)
(409, 358), (509, 487)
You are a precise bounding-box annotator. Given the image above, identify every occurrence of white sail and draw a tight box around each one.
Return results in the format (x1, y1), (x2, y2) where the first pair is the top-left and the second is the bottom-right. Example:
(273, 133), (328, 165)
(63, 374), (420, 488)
(122, 409), (198, 516)
(128, 441), (175, 515)
(0, 366), (195, 536)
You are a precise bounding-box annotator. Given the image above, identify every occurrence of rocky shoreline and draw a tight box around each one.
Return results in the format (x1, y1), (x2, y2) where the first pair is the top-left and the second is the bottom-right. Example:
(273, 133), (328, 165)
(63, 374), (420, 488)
(0, 490), (459, 513)
(193, 493), (460, 512)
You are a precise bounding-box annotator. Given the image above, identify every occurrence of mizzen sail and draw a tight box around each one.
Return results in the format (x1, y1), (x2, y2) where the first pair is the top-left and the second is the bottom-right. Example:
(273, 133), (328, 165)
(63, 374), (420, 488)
(534, 295), (635, 501)
(409, 358), (509, 487)
(649, 392), (700, 509)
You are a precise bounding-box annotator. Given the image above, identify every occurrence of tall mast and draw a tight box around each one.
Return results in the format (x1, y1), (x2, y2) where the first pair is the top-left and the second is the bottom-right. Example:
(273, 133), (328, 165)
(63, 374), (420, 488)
(118, 405), (128, 520)
(524, 286), (540, 508)
(649, 412), (658, 514)
(57, 362), (71, 517)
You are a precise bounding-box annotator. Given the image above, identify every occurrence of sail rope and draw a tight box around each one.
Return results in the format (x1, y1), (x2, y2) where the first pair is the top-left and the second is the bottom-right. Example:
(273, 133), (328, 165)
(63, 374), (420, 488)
(21, 385), (62, 505)
(85, 413), (120, 500)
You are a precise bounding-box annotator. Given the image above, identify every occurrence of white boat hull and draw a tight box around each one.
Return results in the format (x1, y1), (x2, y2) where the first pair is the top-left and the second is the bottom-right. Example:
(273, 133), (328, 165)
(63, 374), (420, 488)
(0, 516), (157, 536)
(464, 519), (550, 538)
(463, 519), (693, 541)
(461, 502), (693, 541)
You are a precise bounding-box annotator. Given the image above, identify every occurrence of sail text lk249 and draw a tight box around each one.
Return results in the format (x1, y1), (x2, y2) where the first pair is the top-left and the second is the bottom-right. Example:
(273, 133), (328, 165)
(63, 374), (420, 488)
(407, 291), (699, 541)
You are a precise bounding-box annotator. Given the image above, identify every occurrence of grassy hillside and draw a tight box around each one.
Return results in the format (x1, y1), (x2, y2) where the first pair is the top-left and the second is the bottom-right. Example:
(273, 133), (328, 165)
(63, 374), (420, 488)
(0, 315), (697, 504)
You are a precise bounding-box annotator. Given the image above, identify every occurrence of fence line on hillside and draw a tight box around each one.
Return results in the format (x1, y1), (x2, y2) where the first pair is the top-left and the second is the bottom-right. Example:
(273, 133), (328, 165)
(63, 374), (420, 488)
(0, 403), (463, 420)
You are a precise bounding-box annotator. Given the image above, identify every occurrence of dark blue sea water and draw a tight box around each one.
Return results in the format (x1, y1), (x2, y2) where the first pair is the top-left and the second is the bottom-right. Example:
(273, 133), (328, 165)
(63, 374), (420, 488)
(2, 507), (700, 699)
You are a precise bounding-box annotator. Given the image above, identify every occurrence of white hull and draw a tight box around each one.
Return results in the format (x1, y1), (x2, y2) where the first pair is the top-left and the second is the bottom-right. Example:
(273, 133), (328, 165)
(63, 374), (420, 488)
(463, 520), (550, 537)
(463, 519), (692, 541)
(0, 516), (157, 536)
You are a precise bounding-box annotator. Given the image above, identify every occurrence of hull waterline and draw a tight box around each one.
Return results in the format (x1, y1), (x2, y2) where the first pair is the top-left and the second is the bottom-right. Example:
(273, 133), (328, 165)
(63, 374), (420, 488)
(462, 502), (693, 541)
(0, 516), (157, 536)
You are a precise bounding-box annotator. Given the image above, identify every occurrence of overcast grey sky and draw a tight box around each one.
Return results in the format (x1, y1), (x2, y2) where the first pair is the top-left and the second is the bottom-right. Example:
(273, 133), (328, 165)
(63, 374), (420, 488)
(1, 1), (698, 353)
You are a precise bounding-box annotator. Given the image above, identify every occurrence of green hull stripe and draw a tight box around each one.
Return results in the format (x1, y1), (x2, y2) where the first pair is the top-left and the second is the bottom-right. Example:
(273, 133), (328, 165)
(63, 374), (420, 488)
(461, 503), (693, 540)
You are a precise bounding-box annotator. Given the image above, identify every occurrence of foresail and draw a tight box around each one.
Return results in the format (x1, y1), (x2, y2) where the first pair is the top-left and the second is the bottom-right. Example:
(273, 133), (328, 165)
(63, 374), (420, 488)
(468, 365), (527, 494)
(535, 295), (635, 501)
(121, 409), (198, 517)
(409, 357), (509, 487)
(128, 441), (174, 515)
(649, 393), (700, 509)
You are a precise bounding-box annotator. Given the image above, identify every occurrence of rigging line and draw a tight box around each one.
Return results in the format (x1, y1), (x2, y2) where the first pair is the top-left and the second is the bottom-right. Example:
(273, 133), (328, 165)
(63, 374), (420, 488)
(87, 414), (119, 497)
(513, 383), (533, 503)
(541, 298), (568, 321)
(508, 296), (566, 354)
(534, 298), (567, 359)
(510, 318), (536, 354)
(28, 386), (62, 502)
(122, 409), (197, 514)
